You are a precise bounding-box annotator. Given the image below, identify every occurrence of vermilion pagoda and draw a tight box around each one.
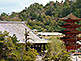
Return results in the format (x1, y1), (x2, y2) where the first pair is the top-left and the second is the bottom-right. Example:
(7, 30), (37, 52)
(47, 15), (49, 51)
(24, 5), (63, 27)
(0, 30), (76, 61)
(60, 13), (81, 50)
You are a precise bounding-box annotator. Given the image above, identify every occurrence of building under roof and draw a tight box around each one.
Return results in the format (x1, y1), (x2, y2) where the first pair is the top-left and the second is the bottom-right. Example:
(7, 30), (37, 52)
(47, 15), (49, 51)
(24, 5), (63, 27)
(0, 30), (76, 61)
(0, 21), (48, 44)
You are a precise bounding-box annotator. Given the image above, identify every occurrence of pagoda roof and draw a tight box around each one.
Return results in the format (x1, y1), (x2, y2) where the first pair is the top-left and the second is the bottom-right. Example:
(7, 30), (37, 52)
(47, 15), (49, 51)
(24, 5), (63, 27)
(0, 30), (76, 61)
(66, 45), (81, 50)
(60, 25), (81, 28)
(60, 13), (81, 21)
(64, 38), (81, 41)
(64, 23), (81, 26)
(61, 31), (81, 34)
(63, 39), (76, 42)
(62, 37), (81, 40)
(64, 28), (77, 31)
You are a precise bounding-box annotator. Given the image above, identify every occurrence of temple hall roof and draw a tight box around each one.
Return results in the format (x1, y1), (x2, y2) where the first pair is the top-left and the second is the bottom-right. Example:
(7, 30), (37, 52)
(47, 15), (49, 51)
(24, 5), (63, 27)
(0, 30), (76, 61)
(0, 21), (48, 44)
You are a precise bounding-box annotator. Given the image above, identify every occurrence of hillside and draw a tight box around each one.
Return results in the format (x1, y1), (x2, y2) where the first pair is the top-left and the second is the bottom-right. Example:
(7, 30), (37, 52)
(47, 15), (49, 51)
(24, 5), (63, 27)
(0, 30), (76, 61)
(0, 0), (81, 32)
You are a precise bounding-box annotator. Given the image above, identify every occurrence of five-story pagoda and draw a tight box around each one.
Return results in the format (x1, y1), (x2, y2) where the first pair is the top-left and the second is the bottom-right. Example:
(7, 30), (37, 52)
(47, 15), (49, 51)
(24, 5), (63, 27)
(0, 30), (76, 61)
(60, 13), (81, 51)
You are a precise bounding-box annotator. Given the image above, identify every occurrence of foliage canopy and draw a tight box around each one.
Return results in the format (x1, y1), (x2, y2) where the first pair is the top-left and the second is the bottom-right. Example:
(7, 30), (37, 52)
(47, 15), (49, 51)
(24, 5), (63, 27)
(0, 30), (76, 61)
(0, 0), (81, 32)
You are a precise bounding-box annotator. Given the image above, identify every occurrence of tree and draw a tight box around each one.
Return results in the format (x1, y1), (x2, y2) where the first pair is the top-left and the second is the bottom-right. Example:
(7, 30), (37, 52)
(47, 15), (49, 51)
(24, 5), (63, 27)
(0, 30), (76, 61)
(0, 1), (81, 32)
(72, 0), (81, 11)
(0, 12), (9, 21)
(0, 31), (38, 61)
(43, 37), (71, 61)
(72, 0), (81, 17)
(0, 31), (9, 59)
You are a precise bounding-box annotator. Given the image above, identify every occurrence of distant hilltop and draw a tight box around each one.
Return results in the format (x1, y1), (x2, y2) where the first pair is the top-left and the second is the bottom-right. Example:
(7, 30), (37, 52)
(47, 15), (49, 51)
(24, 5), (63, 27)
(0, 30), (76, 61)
(0, 0), (80, 32)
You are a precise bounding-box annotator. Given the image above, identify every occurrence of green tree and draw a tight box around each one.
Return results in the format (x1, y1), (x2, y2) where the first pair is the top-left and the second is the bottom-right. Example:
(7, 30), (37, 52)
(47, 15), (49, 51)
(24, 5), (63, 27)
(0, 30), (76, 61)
(0, 31), (38, 61)
(43, 37), (71, 61)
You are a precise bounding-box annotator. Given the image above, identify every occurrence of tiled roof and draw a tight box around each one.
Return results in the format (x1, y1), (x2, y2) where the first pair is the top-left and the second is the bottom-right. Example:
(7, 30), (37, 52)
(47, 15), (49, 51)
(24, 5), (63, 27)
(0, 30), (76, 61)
(60, 13), (81, 20)
(0, 21), (48, 43)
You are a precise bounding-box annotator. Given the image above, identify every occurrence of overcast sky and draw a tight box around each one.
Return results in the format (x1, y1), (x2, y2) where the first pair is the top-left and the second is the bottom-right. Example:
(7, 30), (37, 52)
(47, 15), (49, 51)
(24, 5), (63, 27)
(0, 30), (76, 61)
(0, 0), (64, 14)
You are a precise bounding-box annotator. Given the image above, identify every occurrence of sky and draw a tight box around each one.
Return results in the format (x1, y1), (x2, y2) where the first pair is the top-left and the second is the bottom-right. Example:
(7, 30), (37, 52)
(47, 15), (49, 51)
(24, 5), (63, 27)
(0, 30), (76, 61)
(0, 0), (64, 14)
